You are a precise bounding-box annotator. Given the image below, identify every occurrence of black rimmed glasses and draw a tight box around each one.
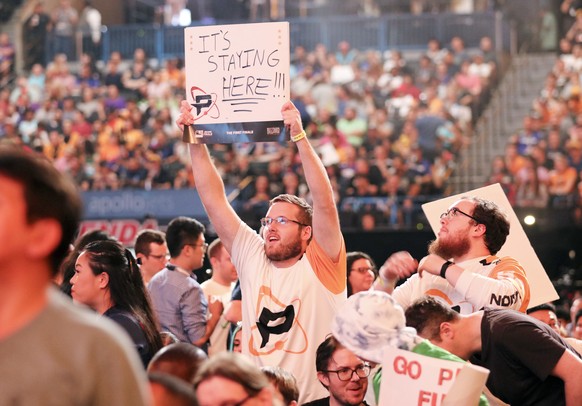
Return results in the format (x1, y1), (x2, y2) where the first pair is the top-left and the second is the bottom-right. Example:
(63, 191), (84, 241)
(322, 364), (371, 381)
(148, 253), (169, 260)
(440, 207), (480, 223)
(260, 216), (308, 227)
(185, 243), (208, 252)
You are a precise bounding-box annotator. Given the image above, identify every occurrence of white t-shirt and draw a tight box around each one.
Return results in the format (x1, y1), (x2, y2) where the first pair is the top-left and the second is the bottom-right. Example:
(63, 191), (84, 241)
(393, 255), (530, 314)
(231, 221), (346, 404)
(200, 278), (235, 356)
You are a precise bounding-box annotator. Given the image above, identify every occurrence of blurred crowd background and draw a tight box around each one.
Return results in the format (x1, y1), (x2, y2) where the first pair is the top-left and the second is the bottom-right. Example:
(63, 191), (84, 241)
(1, 0), (582, 296)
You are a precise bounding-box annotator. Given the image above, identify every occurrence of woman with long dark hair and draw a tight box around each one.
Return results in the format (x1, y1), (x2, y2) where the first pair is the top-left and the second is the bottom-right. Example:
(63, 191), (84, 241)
(70, 240), (163, 367)
(346, 251), (378, 297)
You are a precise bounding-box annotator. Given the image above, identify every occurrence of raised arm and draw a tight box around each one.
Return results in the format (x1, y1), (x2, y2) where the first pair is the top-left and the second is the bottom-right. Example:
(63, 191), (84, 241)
(178, 101), (241, 253)
(281, 101), (342, 261)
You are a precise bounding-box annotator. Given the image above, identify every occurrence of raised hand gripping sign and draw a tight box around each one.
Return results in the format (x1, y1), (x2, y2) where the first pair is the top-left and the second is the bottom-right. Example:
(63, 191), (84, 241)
(183, 22), (290, 144)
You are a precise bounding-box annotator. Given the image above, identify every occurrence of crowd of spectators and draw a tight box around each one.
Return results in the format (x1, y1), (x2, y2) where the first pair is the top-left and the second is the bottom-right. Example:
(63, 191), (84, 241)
(487, 12), (582, 224)
(0, 25), (503, 230)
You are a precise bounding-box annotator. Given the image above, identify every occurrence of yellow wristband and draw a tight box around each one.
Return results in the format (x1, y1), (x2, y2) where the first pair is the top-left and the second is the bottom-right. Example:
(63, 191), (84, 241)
(291, 130), (306, 142)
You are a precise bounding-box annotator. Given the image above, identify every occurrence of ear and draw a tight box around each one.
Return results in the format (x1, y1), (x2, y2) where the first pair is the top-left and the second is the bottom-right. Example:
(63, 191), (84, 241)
(317, 371), (330, 388)
(439, 321), (454, 341)
(25, 218), (63, 260)
(472, 223), (486, 237)
(301, 225), (312, 241)
(98, 272), (109, 289)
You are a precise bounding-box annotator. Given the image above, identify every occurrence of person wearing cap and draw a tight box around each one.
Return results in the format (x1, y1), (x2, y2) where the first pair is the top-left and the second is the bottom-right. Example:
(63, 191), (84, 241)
(374, 196), (530, 315)
(331, 291), (488, 406)
(405, 295), (582, 405)
(177, 100), (346, 404)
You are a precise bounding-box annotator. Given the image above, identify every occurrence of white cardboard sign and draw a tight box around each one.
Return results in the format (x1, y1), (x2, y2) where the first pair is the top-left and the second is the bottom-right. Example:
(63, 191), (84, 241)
(183, 22), (290, 143)
(380, 347), (489, 406)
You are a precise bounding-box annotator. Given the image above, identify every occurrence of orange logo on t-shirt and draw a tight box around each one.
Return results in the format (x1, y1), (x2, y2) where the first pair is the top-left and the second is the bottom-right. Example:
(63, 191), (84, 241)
(248, 285), (308, 356)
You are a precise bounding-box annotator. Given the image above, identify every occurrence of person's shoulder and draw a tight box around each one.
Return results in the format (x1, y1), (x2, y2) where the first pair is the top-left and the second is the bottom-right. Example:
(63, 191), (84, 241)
(148, 267), (170, 283)
(47, 289), (140, 349)
(483, 307), (531, 327)
(104, 307), (139, 327)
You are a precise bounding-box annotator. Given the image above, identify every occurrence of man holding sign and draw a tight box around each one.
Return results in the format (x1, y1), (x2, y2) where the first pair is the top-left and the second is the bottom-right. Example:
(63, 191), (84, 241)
(406, 296), (582, 405)
(178, 100), (346, 404)
(375, 197), (530, 314)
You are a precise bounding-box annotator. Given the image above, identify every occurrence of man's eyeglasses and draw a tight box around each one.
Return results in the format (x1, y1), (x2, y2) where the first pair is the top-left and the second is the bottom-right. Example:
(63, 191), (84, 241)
(148, 253), (169, 260)
(260, 216), (308, 227)
(185, 243), (208, 252)
(322, 364), (371, 381)
(440, 207), (480, 223)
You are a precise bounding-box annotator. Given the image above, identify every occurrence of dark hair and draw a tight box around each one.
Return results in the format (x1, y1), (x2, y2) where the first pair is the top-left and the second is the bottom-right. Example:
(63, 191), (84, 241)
(404, 296), (460, 342)
(346, 251), (378, 297)
(82, 240), (163, 357)
(59, 229), (118, 296)
(575, 309), (582, 326)
(165, 217), (205, 258)
(147, 372), (199, 406)
(462, 196), (509, 254)
(315, 335), (343, 388)
(261, 366), (300, 405)
(134, 229), (166, 256)
(0, 146), (82, 276)
(148, 342), (208, 383)
(193, 352), (269, 396)
(527, 302), (557, 315)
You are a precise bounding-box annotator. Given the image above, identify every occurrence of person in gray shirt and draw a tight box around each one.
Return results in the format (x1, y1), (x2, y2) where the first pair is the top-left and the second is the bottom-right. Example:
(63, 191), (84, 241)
(0, 145), (150, 405)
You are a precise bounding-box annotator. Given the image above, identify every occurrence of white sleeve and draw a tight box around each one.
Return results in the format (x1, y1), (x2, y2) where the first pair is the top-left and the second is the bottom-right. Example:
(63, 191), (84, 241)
(455, 257), (530, 312)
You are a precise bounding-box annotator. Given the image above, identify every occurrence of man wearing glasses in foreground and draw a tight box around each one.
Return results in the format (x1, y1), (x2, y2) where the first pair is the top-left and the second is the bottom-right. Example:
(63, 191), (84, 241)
(178, 100), (346, 403)
(148, 216), (223, 351)
(303, 335), (370, 406)
(375, 197), (530, 314)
